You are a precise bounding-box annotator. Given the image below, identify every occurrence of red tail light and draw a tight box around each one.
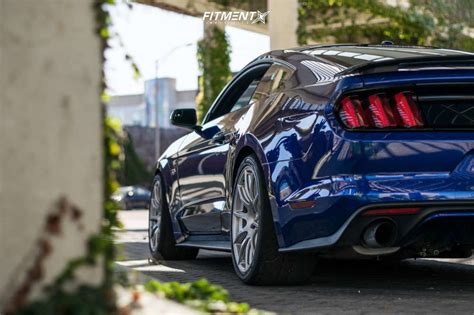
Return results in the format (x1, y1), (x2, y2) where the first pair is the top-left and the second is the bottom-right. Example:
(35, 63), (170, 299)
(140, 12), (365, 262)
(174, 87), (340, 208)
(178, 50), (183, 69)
(339, 97), (368, 128)
(366, 94), (397, 128)
(393, 92), (424, 127)
(336, 90), (425, 129)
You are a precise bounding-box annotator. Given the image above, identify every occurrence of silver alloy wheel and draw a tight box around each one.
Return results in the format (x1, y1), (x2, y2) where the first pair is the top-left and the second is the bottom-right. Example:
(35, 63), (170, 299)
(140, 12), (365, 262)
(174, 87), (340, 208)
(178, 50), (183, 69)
(232, 165), (260, 273)
(149, 180), (162, 252)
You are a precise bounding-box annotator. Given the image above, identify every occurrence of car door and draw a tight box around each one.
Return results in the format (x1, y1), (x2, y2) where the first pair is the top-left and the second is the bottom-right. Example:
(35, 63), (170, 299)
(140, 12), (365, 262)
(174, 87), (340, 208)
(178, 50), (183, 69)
(175, 64), (269, 234)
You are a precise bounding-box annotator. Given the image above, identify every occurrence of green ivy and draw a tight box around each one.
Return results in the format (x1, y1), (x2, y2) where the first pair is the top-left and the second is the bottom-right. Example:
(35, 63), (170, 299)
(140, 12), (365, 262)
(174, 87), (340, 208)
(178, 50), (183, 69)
(297, 0), (473, 51)
(208, 0), (267, 11)
(196, 26), (232, 123)
(102, 117), (124, 285)
(118, 132), (153, 187)
(298, 0), (432, 45)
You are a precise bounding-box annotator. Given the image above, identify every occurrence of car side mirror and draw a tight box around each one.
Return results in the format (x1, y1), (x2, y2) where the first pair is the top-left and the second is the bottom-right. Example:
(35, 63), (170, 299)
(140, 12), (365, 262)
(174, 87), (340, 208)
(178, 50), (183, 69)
(170, 109), (198, 130)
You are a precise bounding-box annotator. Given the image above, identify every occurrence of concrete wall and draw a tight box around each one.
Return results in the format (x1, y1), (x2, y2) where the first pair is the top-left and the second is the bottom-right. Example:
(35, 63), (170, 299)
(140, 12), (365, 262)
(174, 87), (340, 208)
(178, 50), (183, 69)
(0, 0), (102, 304)
(125, 126), (189, 169)
(268, 0), (298, 49)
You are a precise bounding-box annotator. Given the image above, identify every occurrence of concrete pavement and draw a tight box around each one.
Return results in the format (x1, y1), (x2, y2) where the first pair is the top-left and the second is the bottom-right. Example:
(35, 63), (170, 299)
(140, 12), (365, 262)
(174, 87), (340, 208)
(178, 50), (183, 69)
(115, 210), (474, 314)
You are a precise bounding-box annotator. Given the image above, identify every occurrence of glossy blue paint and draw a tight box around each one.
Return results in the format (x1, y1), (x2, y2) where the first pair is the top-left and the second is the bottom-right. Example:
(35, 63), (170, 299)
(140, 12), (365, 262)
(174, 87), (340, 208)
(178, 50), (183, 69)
(266, 72), (474, 249)
(155, 45), (474, 257)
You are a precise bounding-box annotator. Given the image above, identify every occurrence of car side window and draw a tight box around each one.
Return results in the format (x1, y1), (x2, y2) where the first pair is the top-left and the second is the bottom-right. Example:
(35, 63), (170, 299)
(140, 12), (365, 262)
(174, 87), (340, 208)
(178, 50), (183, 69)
(228, 80), (259, 113)
(204, 64), (270, 122)
(251, 64), (292, 103)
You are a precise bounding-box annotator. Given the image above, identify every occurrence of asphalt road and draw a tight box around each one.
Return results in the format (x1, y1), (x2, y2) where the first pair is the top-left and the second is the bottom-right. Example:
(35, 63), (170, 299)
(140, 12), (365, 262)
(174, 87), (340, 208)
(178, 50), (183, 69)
(115, 210), (474, 314)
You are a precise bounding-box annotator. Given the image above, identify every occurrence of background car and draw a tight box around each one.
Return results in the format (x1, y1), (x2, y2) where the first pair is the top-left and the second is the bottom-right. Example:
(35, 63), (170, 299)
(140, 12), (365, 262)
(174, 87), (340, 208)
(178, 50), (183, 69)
(148, 44), (474, 285)
(112, 186), (151, 210)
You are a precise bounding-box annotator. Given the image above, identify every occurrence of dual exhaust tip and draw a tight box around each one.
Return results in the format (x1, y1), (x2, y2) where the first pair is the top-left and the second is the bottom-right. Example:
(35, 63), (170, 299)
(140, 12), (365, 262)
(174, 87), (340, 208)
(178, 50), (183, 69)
(363, 220), (398, 248)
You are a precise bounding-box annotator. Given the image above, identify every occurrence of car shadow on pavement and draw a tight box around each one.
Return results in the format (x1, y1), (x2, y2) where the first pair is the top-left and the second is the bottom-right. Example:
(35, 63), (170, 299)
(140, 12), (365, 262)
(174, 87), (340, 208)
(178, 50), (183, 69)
(118, 240), (474, 313)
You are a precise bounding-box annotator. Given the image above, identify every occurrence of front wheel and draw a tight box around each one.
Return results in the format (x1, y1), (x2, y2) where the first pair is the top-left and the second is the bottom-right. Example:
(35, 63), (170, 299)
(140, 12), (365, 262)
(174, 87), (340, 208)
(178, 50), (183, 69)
(230, 155), (316, 285)
(149, 175), (198, 260)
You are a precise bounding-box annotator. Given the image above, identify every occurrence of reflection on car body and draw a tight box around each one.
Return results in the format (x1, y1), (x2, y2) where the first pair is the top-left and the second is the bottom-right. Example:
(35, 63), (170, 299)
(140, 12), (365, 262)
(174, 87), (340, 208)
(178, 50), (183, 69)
(148, 44), (474, 285)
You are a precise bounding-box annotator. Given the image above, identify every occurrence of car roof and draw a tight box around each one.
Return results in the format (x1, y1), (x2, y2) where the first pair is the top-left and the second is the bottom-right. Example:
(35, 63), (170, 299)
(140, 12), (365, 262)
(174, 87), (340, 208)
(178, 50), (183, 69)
(294, 44), (473, 67)
(273, 44), (474, 77)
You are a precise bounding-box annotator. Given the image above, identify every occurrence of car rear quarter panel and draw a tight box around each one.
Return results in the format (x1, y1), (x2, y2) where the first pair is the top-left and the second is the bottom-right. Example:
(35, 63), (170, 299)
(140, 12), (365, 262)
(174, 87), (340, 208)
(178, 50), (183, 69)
(259, 69), (474, 249)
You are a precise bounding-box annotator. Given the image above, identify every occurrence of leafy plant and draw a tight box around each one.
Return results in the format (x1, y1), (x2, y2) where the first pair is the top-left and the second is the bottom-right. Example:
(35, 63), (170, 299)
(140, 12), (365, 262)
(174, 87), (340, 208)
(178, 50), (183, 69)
(297, 0), (474, 50)
(196, 26), (232, 123)
(144, 278), (266, 314)
(117, 131), (153, 187)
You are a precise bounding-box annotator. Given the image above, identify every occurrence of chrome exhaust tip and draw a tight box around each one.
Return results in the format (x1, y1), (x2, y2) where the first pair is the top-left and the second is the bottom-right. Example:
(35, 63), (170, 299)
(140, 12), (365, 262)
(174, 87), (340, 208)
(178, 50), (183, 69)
(363, 220), (398, 248)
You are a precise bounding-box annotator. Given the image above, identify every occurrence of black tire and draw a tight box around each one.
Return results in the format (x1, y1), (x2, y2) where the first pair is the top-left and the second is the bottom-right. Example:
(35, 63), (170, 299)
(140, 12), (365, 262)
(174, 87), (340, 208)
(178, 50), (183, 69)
(148, 174), (198, 260)
(231, 154), (317, 285)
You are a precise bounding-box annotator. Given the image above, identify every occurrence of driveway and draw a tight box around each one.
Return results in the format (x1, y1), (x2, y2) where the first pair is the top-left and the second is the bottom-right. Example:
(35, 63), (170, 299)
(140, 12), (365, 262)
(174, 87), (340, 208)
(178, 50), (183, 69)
(115, 210), (474, 314)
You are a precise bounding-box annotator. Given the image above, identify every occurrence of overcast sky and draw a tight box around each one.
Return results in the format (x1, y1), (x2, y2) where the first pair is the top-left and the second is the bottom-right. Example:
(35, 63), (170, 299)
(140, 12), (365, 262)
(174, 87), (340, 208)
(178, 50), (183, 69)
(104, 2), (270, 95)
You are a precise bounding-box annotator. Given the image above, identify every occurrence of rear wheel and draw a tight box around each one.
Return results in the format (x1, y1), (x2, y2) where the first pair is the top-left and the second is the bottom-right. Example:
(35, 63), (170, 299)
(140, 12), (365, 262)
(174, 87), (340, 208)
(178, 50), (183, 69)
(149, 174), (198, 260)
(231, 155), (316, 285)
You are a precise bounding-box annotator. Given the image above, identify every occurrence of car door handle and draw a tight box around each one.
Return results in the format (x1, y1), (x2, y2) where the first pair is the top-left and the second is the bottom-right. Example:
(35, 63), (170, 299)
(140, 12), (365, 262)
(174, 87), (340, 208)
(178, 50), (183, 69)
(211, 131), (238, 144)
(211, 132), (226, 144)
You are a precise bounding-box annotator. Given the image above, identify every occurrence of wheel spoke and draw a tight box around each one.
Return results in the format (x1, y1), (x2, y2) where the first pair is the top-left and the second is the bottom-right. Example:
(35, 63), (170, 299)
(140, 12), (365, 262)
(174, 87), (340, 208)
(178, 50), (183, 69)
(246, 236), (254, 267)
(251, 229), (257, 249)
(238, 236), (250, 267)
(149, 225), (159, 249)
(237, 183), (251, 206)
(244, 171), (254, 203)
(232, 210), (246, 220)
(252, 188), (259, 209)
(151, 198), (160, 210)
(235, 230), (247, 244)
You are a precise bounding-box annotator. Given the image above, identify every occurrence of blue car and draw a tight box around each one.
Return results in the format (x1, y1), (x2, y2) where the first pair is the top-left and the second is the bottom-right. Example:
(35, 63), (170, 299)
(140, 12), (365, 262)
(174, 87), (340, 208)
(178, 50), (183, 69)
(148, 44), (474, 285)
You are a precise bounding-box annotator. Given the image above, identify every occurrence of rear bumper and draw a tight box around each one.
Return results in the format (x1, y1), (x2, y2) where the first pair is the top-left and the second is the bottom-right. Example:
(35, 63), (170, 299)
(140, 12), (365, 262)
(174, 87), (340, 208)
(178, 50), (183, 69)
(337, 202), (474, 253)
(280, 200), (474, 253)
(275, 168), (474, 252)
(269, 74), (474, 253)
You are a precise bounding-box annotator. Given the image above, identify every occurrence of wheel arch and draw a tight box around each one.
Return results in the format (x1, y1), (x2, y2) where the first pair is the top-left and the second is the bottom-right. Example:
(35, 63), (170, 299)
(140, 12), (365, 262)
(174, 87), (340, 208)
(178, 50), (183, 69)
(232, 134), (271, 191)
(230, 135), (285, 248)
(154, 159), (173, 206)
(153, 158), (183, 241)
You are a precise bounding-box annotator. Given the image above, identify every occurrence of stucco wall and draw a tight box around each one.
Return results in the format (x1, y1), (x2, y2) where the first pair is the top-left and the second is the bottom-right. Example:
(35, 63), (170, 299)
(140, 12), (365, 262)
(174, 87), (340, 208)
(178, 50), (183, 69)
(268, 0), (298, 49)
(0, 0), (103, 303)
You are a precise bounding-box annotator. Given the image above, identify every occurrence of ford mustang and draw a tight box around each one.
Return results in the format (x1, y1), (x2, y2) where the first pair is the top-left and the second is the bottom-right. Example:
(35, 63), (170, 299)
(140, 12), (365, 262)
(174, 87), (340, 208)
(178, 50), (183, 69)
(148, 44), (474, 285)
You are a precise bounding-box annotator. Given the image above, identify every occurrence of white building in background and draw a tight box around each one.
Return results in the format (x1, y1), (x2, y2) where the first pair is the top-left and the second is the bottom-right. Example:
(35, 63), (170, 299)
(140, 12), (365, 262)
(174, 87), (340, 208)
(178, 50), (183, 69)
(107, 77), (197, 127)
(107, 94), (147, 126)
(176, 89), (198, 109)
(145, 77), (197, 128)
